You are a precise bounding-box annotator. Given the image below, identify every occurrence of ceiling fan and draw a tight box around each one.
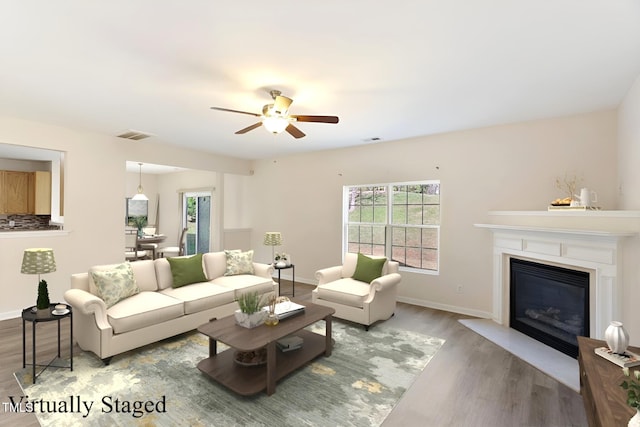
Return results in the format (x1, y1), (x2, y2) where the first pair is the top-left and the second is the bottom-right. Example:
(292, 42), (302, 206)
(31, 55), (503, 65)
(211, 90), (339, 139)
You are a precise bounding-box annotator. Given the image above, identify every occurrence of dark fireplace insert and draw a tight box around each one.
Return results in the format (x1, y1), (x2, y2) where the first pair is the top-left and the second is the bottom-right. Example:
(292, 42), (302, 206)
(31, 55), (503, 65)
(510, 258), (589, 358)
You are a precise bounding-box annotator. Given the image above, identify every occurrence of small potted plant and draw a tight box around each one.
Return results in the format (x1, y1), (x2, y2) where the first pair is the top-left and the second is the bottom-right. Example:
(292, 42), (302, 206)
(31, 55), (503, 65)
(36, 279), (50, 317)
(621, 367), (640, 425)
(234, 291), (267, 328)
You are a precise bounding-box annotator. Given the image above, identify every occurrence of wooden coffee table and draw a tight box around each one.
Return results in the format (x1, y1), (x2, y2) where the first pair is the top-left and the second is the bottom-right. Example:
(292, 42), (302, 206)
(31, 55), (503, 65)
(197, 301), (335, 396)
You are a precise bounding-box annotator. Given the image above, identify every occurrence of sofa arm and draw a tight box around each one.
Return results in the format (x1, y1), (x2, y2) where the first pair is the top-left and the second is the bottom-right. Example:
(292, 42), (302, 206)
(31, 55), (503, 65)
(370, 273), (401, 293)
(64, 288), (111, 331)
(315, 266), (343, 285)
(253, 262), (275, 279)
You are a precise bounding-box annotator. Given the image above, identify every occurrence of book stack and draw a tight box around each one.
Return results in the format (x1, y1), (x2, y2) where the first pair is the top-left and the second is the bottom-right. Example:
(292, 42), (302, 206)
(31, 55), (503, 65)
(595, 347), (640, 367)
(277, 335), (303, 352)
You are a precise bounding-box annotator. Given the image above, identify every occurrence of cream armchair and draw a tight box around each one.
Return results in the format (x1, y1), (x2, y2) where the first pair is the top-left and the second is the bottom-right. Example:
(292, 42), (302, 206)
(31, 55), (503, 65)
(312, 253), (401, 330)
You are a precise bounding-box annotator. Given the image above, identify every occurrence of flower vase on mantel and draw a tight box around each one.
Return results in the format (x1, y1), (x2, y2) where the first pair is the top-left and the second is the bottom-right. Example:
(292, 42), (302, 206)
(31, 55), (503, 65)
(605, 321), (629, 354)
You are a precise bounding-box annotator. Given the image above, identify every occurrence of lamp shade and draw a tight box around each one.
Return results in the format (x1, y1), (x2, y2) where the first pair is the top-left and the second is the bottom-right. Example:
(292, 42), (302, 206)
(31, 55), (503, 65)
(132, 162), (148, 201)
(263, 232), (282, 246)
(21, 248), (56, 275)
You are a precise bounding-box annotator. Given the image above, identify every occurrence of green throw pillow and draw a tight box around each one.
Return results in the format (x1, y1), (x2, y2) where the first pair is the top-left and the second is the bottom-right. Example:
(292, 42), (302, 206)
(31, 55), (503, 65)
(167, 253), (207, 288)
(352, 253), (386, 283)
(90, 262), (140, 308)
(224, 249), (255, 276)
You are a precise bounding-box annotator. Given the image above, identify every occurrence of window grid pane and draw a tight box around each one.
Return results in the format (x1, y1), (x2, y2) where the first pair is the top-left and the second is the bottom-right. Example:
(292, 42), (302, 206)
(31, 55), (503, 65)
(346, 182), (439, 273)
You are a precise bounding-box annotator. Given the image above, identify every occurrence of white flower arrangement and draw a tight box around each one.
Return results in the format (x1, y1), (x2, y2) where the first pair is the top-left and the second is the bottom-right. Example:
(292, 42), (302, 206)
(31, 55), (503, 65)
(275, 252), (289, 262)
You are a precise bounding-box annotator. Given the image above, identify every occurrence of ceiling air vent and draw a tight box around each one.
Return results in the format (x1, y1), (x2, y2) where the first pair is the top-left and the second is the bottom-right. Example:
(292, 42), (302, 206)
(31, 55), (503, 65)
(116, 130), (153, 140)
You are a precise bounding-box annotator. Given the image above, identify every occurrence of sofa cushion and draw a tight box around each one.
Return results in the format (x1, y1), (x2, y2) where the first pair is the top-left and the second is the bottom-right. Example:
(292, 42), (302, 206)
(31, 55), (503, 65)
(167, 253), (207, 288)
(89, 259), (157, 295)
(212, 274), (274, 297)
(107, 291), (184, 334)
(202, 251), (229, 280)
(160, 282), (235, 315)
(224, 250), (255, 276)
(90, 262), (140, 308)
(316, 278), (370, 308)
(352, 253), (387, 283)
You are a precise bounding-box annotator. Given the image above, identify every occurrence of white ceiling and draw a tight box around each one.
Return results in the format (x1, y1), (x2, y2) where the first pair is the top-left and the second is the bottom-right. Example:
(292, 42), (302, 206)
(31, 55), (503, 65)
(0, 1), (639, 161)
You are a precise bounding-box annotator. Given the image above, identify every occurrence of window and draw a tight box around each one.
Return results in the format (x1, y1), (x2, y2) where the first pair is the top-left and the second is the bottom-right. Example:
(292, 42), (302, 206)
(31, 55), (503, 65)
(344, 181), (440, 273)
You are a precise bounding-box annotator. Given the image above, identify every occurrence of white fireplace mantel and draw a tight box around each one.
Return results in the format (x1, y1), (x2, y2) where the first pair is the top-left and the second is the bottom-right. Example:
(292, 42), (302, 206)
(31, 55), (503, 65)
(474, 222), (638, 340)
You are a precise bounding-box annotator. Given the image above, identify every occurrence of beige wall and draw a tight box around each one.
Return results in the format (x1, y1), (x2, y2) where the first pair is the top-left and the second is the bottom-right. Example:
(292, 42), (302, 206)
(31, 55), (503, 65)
(617, 74), (640, 343)
(0, 104), (629, 328)
(0, 115), (251, 319)
(248, 110), (618, 318)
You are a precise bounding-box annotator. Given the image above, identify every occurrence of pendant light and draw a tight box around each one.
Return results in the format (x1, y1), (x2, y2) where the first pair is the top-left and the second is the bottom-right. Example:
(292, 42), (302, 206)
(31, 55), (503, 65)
(132, 162), (148, 201)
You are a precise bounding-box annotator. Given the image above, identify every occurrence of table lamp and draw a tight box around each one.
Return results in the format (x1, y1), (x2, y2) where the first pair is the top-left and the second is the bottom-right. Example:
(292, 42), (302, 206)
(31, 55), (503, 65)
(21, 248), (56, 315)
(263, 232), (282, 264)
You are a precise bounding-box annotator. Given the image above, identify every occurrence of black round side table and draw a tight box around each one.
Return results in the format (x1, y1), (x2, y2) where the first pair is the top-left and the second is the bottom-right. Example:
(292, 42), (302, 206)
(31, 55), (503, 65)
(273, 264), (295, 297)
(22, 303), (73, 383)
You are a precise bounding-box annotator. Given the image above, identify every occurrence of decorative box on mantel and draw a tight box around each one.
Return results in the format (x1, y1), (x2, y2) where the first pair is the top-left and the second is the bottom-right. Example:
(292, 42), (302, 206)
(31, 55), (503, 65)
(474, 210), (640, 341)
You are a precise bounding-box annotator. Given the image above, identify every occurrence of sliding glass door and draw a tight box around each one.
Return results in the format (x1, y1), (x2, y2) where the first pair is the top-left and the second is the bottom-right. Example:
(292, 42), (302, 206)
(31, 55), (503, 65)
(182, 191), (211, 255)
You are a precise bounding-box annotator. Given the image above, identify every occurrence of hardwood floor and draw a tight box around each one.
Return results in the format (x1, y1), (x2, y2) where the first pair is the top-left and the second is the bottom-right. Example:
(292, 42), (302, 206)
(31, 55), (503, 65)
(0, 281), (588, 426)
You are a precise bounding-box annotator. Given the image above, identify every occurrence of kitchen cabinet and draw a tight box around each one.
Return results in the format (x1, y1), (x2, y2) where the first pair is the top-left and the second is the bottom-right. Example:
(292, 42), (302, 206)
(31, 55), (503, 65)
(1, 171), (30, 214)
(28, 171), (51, 215)
(0, 170), (51, 215)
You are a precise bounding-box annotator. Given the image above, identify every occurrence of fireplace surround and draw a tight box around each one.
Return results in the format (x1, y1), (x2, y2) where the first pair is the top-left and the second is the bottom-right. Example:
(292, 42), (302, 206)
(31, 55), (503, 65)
(476, 217), (637, 342)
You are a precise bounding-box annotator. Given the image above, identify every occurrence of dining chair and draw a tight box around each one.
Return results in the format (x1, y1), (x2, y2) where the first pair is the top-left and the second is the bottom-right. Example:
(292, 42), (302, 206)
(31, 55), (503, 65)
(139, 226), (159, 259)
(158, 227), (188, 258)
(125, 231), (148, 261)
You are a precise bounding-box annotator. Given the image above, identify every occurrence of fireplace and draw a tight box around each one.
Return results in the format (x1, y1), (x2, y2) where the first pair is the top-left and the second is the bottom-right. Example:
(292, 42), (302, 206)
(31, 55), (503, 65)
(475, 220), (634, 345)
(510, 258), (589, 358)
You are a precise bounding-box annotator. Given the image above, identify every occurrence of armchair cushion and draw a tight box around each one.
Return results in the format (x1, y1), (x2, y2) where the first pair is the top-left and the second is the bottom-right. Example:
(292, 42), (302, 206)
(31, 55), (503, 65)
(315, 278), (371, 308)
(167, 253), (207, 288)
(352, 253), (386, 283)
(224, 249), (255, 276)
(90, 262), (140, 308)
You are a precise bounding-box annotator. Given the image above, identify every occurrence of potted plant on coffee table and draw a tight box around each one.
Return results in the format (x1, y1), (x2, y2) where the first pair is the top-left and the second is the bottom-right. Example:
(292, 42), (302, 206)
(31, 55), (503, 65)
(234, 291), (267, 328)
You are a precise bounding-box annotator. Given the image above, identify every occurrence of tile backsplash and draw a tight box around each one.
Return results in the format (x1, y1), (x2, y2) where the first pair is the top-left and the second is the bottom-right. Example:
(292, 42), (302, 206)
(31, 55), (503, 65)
(0, 215), (60, 231)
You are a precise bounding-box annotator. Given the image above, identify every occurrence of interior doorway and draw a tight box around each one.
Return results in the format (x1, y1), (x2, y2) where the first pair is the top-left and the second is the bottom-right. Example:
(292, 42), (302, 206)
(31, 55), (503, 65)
(182, 191), (211, 255)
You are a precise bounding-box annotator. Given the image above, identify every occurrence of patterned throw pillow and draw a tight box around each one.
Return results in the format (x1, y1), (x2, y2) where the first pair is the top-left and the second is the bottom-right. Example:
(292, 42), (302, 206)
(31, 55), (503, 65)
(90, 262), (140, 308)
(224, 249), (255, 276)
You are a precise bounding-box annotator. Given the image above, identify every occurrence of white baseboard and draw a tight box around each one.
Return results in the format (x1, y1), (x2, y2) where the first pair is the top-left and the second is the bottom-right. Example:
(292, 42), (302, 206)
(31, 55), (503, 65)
(396, 296), (492, 319)
(0, 310), (22, 321)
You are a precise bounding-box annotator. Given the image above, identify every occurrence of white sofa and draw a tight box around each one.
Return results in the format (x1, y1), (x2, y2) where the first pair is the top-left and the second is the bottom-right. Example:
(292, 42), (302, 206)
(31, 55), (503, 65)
(64, 251), (276, 364)
(313, 253), (401, 330)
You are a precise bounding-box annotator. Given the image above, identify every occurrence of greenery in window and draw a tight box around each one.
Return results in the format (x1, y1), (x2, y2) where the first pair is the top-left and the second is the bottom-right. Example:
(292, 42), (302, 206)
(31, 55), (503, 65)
(345, 181), (440, 272)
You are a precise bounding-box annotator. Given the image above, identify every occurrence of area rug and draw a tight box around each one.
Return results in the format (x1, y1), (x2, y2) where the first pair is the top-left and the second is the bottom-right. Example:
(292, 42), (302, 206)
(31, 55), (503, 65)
(14, 321), (444, 426)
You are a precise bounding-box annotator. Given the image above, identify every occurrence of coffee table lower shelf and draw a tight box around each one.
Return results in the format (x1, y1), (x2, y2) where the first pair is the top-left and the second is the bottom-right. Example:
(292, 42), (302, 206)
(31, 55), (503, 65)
(197, 329), (329, 396)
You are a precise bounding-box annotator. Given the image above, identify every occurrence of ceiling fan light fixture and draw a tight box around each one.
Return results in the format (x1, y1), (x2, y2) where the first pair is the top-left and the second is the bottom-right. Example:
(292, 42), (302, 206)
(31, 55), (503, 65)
(262, 116), (289, 134)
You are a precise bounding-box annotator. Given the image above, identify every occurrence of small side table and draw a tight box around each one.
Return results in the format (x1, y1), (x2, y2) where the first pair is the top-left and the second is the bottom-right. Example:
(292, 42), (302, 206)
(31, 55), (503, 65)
(22, 303), (73, 383)
(273, 264), (295, 297)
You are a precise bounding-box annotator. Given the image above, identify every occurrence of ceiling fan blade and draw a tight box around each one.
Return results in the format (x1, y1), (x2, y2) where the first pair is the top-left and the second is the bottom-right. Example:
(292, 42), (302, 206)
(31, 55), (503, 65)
(211, 107), (260, 117)
(285, 124), (306, 139)
(273, 95), (293, 114)
(235, 122), (263, 134)
(291, 115), (339, 124)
